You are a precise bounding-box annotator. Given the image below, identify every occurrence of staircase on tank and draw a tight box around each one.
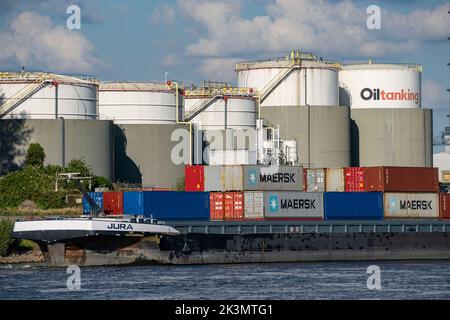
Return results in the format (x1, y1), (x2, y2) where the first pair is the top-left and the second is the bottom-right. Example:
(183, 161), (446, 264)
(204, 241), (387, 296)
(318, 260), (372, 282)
(183, 94), (223, 122)
(0, 78), (53, 119)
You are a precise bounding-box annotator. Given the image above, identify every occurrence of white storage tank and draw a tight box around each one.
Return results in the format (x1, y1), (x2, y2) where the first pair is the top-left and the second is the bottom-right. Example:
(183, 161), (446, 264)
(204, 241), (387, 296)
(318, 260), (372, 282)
(99, 82), (181, 124)
(0, 72), (98, 119)
(339, 62), (422, 109)
(184, 85), (257, 130)
(236, 51), (341, 107)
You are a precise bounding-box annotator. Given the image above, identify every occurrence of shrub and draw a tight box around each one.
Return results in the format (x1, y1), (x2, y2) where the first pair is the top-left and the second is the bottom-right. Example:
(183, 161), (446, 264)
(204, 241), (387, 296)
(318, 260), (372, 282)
(0, 220), (14, 256)
(25, 143), (46, 167)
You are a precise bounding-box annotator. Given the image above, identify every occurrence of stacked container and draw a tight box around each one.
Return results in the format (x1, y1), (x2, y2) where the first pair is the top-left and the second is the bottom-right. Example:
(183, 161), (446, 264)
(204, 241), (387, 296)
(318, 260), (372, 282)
(103, 192), (124, 215)
(303, 168), (325, 192)
(82, 192), (104, 214)
(344, 167), (365, 192)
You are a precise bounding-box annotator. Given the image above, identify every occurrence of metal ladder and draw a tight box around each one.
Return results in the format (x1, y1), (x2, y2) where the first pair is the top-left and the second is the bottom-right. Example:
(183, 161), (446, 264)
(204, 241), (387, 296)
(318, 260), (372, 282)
(184, 94), (223, 122)
(259, 62), (300, 104)
(0, 79), (53, 119)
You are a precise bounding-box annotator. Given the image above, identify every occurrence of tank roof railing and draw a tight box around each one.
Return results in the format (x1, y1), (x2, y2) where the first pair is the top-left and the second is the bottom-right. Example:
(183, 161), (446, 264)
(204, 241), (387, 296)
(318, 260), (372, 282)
(235, 50), (342, 71)
(0, 71), (98, 84)
(185, 86), (258, 98)
(342, 63), (422, 72)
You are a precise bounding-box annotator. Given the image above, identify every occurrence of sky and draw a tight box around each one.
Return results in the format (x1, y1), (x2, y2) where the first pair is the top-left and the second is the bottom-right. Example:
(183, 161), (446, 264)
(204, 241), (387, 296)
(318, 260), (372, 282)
(0, 0), (449, 146)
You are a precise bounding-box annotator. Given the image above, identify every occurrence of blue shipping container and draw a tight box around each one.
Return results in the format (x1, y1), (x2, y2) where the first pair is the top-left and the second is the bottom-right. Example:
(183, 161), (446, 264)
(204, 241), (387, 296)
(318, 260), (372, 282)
(143, 191), (210, 220)
(324, 192), (384, 220)
(82, 192), (103, 214)
(123, 191), (145, 215)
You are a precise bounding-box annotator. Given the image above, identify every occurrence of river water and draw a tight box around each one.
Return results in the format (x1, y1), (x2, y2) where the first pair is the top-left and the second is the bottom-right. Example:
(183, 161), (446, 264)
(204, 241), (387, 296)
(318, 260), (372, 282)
(1, 260), (450, 299)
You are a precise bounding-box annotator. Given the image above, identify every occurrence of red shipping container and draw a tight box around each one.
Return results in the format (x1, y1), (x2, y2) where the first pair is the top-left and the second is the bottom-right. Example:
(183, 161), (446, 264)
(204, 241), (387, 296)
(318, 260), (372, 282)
(103, 192), (124, 215)
(440, 193), (450, 219)
(364, 166), (439, 192)
(210, 192), (224, 220)
(185, 165), (204, 191)
(344, 167), (365, 192)
(224, 192), (244, 220)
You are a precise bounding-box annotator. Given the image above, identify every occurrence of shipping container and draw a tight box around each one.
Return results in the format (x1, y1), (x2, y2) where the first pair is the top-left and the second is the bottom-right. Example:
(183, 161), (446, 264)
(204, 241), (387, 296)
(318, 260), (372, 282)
(185, 165), (204, 191)
(325, 168), (345, 191)
(303, 168), (325, 192)
(224, 192), (244, 220)
(143, 191), (210, 220)
(344, 167), (365, 192)
(82, 192), (103, 214)
(440, 193), (450, 219)
(205, 166), (222, 191)
(123, 191), (144, 215)
(384, 193), (439, 219)
(222, 166), (243, 191)
(244, 166), (303, 191)
(264, 192), (323, 219)
(324, 192), (384, 220)
(244, 192), (264, 220)
(364, 167), (439, 192)
(103, 192), (124, 215)
(210, 192), (224, 220)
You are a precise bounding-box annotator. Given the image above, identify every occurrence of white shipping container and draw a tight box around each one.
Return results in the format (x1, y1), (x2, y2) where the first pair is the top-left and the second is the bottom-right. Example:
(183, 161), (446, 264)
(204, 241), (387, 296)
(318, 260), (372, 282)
(244, 192), (264, 219)
(384, 193), (439, 219)
(325, 168), (345, 191)
(221, 165), (244, 191)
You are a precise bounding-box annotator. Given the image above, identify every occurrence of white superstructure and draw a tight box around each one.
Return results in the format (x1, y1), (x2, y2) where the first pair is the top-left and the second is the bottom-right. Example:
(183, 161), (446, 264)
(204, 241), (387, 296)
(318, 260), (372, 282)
(339, 62), (422, 109)
(0, 72), (98, 119)
(99, 82), (181, 124)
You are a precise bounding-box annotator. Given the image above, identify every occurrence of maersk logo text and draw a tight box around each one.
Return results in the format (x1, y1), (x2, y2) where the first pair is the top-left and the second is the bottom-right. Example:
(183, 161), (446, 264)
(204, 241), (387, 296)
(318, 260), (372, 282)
(269, 195), (278, 212)
(280, 199), (316, 210)
(399, 200), (432, 210)
(261, 173), (295, 184)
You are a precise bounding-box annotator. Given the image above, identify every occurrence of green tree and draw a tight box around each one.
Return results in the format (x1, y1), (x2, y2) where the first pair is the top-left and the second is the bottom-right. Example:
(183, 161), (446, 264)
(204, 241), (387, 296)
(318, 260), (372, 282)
(0, 220), (14, 256)
(174, 176), (185, 191)
(25, 143), (45, 167)
(65, 159), (91, 177)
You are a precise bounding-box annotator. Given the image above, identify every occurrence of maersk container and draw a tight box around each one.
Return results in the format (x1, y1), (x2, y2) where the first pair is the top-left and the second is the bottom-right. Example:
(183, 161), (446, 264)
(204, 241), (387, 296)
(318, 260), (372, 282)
(243, 166), (303, 191)
(82, 192), (104, 214)
(324, 192), (384, 220)
(384, 193), (439, 219)
(123, 191), (144, 215)
(303, 168), (325, 192)
(264, 192), (323, 219)
(364, 167), (439, 192)
(244, 191), (264, 219)
(143, 191), (210, 220)
(325, 168), (345, 191)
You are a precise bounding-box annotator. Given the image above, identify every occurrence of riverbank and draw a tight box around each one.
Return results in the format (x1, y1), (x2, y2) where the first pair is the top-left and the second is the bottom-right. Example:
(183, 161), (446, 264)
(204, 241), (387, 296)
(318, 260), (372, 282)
(0, 248), (44, 264)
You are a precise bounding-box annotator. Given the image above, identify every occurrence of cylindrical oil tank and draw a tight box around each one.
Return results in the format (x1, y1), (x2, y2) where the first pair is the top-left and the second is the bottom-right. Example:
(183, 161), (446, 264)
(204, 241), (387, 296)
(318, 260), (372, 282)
(0, 72), (98, 119)
(0, 119), (113, 179)
(99, 82), (181, 124)
(260, 105), (351, 168)
(351, 108), (432, 167)
(184, 94), (257, 130)
(339, 63), (422, 109)
(236, 52), (340, 107)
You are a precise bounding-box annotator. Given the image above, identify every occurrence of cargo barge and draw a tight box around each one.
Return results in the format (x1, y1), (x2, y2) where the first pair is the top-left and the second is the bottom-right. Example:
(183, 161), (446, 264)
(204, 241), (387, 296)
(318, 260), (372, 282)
(11, 217), (450, 267)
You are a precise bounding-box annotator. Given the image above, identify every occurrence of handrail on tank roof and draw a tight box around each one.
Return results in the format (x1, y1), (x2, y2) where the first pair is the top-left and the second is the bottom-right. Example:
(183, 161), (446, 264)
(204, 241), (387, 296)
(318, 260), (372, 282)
(235, 50), (342, 70)
(0, 71), (98, 83)
(342, 62), (422, 72)
(185, 85), (258, 97)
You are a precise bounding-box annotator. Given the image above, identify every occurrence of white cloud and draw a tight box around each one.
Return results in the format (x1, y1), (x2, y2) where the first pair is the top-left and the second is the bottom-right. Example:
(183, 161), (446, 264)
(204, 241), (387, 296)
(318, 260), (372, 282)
(161, 54), (180, 67)
(196, 58), (239, 82)
(423, 79), (449, 108)
(0, 11), (100, 73)
(177, 0), (450, 58)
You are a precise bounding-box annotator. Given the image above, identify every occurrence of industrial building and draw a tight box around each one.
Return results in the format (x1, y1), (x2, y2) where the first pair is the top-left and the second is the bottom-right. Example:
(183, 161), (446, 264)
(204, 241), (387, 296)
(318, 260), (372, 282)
(0, 50), (438, 187)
